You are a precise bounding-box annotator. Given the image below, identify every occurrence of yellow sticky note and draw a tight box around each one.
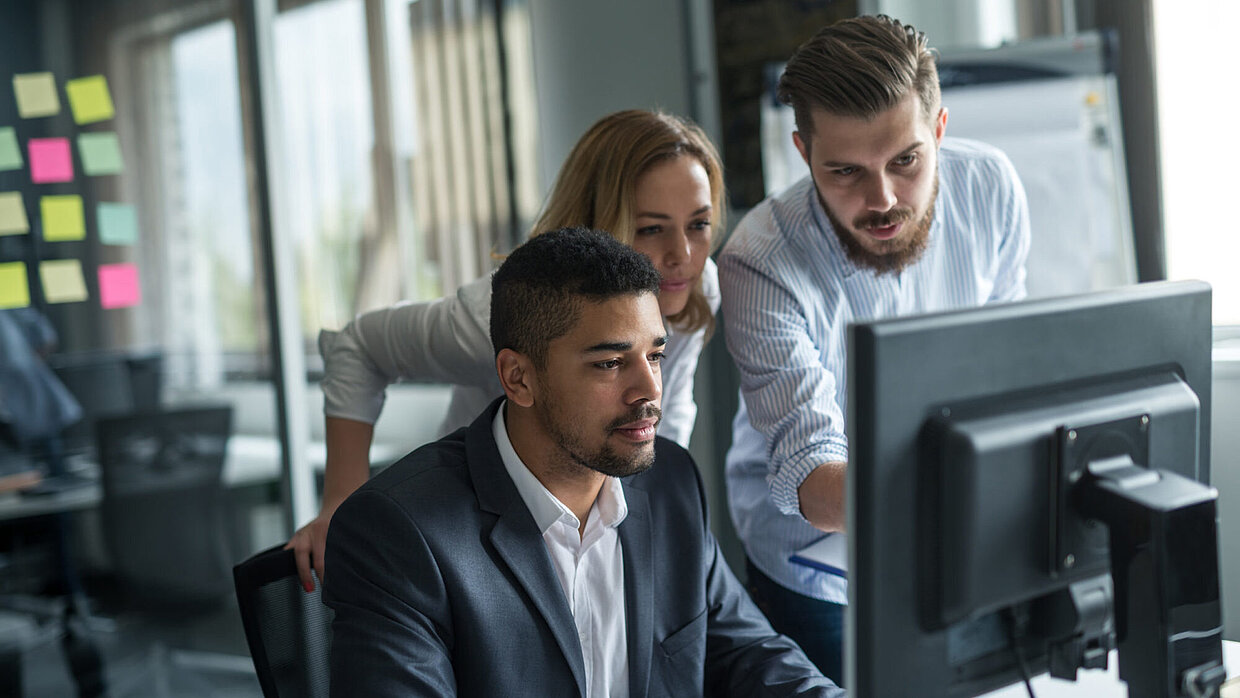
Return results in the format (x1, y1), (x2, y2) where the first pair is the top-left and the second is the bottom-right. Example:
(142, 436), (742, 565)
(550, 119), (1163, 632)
(40, 195), (86, 241)
(65, 75), (115, 125)
(0, 192), (29, 235)
(40, 259), (88, 304)
(0, 262), (30, 309)
(12, 72), (60, 118)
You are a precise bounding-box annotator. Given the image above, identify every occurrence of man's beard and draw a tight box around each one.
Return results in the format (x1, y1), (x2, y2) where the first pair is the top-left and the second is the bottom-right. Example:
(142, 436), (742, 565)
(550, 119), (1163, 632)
(823, 175), (937, 276)
(536, 397), (661, 478)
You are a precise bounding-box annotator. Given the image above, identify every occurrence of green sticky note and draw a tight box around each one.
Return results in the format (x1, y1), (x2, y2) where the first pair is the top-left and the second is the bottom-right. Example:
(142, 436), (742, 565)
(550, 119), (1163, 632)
(65, 75), (114, 125)
(97, 202), (138, 245)
(40, 259), (88, 304)
(0, 192), (29, 235)
(0, 127), (22, 171)
(77, 132), (124, 175)
(40, 195), (85, 241)
(0, 262), (30, 309)
(12, 72), (60, 118)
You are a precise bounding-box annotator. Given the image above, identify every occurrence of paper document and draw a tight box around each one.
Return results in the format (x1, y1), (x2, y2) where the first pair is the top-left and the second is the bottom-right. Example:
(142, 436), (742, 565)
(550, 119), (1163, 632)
(789, 533), (848, 578)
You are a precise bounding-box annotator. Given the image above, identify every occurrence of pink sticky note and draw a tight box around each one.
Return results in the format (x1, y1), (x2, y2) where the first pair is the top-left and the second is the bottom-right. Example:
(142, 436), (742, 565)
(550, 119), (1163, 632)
(28, 138), (73, 183)
(98, 262), (142, 309)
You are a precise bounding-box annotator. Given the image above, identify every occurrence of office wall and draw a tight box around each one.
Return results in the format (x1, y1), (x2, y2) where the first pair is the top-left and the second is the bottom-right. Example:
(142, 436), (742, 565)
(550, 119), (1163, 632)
(526, 0), (695, 194)
(1212, 358), (1240, 640)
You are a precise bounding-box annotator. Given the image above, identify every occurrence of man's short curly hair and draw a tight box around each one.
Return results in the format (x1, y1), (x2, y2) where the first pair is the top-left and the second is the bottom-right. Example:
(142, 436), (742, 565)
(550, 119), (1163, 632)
(490, 227), (662, 368)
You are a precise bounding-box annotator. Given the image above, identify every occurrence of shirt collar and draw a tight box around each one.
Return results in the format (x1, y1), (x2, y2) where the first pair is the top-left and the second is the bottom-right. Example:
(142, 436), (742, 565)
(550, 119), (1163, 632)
(492, 401), (628, 534)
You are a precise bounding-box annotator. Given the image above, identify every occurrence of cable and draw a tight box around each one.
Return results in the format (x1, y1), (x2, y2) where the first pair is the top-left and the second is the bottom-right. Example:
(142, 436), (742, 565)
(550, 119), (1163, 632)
(1003, 608), (1038, 698)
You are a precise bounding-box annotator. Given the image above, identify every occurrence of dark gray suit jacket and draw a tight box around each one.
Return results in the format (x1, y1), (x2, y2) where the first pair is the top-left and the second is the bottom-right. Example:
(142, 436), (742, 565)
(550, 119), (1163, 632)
(324, 399), (842, 697)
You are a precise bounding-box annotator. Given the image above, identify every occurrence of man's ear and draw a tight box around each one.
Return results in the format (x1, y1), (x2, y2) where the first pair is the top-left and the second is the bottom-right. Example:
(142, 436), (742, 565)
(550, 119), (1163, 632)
(793, 131), (810, 167)
(496, 348), (537, 408)
(933, 106), (948, 146)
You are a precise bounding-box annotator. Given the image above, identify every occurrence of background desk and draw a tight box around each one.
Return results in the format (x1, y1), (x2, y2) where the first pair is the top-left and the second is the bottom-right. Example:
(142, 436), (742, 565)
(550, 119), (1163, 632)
(0, 437), (407, 523)
(982, 639), (1239, 697)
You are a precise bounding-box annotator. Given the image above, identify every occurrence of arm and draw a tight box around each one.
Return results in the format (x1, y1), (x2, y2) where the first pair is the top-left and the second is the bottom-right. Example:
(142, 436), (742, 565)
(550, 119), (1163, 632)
(690, 458), (843, 696)
(290, 278), (497, 589)
(719, 246), (850, 533)
(286, 416), (374, 589)
(324, 489), (457, 697)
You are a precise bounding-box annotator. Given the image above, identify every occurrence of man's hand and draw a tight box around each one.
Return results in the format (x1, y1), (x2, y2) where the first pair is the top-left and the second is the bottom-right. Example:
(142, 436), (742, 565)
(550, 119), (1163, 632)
(285, 504), (339, 592)
(798, 461), (848, 533)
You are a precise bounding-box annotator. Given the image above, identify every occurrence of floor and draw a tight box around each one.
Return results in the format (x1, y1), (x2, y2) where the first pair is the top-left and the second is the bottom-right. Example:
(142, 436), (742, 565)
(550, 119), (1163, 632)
(7, 579), (263, 698)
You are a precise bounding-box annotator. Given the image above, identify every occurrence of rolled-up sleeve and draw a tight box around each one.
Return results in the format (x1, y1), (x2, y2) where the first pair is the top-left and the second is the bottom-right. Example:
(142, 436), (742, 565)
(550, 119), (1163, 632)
(719, 230), (848, 519)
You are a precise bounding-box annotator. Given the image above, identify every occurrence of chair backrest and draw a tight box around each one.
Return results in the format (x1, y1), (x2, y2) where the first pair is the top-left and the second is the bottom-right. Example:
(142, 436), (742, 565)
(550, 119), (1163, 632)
(233, 545), (333, 698)
(94, 405), (235, 602)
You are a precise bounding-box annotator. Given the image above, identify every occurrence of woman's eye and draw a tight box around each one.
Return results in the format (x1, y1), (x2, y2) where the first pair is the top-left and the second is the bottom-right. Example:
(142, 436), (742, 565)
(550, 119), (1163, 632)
(636, 225), (661, 236)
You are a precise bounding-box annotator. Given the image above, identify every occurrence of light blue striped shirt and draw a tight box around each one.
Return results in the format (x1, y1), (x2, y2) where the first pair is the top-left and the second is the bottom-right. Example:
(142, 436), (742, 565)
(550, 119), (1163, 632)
(719, 138), (1030, 603)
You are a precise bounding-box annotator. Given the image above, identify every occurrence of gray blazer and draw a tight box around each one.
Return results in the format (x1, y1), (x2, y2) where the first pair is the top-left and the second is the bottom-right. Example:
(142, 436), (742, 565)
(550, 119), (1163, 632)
(324, 399), (842, 697)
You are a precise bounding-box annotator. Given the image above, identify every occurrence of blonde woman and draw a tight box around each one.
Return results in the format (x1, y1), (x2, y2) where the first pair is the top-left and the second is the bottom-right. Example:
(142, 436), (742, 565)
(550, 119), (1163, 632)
(288, 110), (726, 589)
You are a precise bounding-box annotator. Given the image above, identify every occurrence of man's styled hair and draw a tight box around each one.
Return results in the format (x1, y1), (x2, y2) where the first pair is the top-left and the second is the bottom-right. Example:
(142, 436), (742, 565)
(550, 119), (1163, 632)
(532, 110), (725, 335)
(491, 227), (661, 368)
(777, 14), (940, 137)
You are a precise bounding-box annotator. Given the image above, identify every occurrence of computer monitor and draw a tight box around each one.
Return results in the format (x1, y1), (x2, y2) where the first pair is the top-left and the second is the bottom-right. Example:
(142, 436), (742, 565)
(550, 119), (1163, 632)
(847, 280), (1226, 697)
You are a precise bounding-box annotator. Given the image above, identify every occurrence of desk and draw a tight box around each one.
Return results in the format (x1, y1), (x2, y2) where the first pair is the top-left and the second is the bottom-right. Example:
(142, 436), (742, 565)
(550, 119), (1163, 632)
(982, 639), (1240, 697)
(0, 485), (99, 523)
(0, 437), (407, 521)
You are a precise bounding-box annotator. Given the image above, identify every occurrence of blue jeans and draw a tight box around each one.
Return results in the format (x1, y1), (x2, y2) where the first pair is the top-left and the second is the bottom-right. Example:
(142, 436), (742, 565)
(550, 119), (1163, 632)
(746, 559), (845, 686)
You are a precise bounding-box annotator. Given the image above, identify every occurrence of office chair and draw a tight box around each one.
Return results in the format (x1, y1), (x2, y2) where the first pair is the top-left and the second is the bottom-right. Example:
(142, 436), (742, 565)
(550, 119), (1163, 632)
(233, 545), (333, 698)
(94, 406), (254, 695)
(95, 405), (236, 603)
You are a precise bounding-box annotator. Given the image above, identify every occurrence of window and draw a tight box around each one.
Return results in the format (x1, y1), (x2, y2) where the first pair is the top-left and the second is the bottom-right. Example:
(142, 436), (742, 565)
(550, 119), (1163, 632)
(1153, 0), (1240, 327)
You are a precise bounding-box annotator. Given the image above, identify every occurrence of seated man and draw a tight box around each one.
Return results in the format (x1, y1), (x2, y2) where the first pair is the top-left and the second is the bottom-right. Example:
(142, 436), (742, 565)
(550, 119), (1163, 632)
(324, 227), (841, 697)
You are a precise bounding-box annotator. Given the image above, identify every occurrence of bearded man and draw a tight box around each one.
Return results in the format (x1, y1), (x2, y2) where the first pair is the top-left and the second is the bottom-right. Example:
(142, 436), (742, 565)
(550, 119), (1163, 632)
(718, 14), (1032, 685)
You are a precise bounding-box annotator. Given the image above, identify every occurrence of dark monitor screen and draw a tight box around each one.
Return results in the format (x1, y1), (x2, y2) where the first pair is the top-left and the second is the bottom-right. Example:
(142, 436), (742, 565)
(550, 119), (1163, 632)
(847, 280), (1223, 697)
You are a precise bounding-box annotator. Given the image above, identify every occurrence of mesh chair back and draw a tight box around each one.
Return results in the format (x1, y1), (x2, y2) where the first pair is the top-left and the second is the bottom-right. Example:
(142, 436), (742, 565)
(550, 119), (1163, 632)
(95, 406), (234, 602)
(234, 545), (333, 698)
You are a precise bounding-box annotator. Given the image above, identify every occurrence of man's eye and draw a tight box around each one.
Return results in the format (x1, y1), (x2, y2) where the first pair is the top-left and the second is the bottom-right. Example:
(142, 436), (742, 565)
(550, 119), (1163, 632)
(595, 359), (621, 370)
(649, 351), (666, 364)
(893, 153), (917, 167)
(831, 167), (857, 177)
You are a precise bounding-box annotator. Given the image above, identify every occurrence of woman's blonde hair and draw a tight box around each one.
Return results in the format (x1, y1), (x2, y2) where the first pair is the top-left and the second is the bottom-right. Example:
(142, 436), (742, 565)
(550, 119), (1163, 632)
(530, 110), (725, 334)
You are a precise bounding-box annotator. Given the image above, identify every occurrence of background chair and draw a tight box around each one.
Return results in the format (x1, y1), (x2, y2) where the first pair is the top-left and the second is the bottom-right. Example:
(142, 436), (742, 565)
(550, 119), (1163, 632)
(93, 405), (254, 695)
(95, 405), (236, 603)
(233, 545), (333, 698)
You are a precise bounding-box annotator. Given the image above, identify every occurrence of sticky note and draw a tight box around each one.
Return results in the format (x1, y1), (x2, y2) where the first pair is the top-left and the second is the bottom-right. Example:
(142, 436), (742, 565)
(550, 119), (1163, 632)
(0, 127), (22, 172)
(0, 192), (29, 235)
(77, 132), (123, 176)
(12, 72), (60, 118)
(40, 259), (88, 304)
(28, 137), (74, 183)
(40, 195), (85, 241)
(97, 202), (139, 245)
(0, 262), (30, 309)
(65, 75), (114, 125)
(98, 262), (141, 309)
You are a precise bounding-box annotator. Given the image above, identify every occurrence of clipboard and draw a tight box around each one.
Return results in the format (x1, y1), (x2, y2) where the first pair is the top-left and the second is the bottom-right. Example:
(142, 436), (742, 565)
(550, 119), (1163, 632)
(789, 533), (848, 579)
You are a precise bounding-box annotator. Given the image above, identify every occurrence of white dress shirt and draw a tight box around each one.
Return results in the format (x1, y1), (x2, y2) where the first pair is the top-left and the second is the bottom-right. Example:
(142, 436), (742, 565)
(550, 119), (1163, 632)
(492, 403), (629, 698)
